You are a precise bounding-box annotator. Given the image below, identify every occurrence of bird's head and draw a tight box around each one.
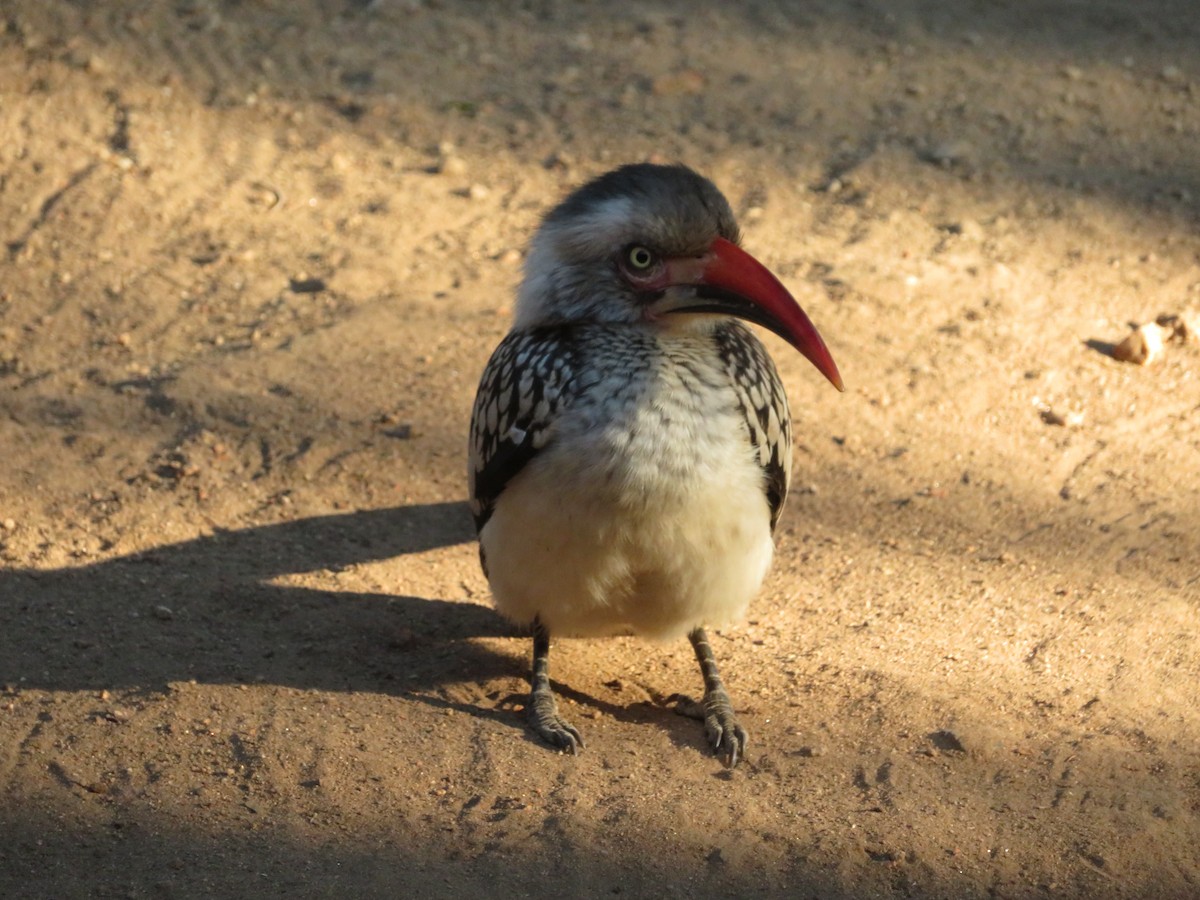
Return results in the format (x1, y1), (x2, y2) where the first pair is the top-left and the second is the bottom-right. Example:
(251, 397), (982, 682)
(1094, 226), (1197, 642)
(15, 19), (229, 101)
(515, 163), (843, 391)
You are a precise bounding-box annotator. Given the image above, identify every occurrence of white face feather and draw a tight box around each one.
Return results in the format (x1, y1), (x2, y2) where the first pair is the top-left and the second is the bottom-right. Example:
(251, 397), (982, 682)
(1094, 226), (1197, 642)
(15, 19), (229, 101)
(514, 196), (639, 330)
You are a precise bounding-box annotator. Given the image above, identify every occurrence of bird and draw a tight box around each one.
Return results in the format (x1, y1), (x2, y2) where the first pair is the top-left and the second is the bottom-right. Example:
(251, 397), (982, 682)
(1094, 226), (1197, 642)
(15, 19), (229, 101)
(467, 163), (843, 767)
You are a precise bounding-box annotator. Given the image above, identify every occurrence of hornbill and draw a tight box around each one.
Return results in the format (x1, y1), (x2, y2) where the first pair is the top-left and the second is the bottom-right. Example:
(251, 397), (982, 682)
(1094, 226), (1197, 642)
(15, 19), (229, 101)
(468, 163), (842, 767)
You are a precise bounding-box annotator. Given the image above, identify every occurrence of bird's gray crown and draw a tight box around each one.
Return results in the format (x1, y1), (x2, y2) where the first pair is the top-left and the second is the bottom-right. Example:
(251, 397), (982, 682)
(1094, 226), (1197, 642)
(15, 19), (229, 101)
(544, 163), (740, 253)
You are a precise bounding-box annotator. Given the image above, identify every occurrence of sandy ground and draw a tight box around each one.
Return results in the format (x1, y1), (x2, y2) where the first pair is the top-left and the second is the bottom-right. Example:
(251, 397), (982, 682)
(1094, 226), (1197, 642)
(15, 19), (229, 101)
(2, 1), (1199, 897)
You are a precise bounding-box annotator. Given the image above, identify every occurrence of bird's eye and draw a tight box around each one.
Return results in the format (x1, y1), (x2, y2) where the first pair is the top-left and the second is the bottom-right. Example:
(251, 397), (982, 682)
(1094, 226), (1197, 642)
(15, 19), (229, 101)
(626, 245), (656, 271)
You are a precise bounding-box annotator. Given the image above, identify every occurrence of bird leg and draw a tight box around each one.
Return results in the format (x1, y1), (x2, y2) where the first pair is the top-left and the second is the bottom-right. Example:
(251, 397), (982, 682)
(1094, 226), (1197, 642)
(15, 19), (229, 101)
(526, 617), (583, 754)
(670, 627), (747, 768)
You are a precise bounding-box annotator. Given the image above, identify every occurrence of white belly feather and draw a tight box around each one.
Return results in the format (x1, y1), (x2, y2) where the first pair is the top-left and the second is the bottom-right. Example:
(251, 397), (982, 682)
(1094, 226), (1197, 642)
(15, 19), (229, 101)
(480, 347), (775, 640)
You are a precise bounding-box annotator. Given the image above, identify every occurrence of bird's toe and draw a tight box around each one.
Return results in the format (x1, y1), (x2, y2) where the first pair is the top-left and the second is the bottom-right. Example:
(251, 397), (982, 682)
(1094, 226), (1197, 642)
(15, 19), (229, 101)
(714, 718), (748, 769)
(527, 692), (584, 754)
(670, 691), (747, 767)
(666, 692), (705, 720)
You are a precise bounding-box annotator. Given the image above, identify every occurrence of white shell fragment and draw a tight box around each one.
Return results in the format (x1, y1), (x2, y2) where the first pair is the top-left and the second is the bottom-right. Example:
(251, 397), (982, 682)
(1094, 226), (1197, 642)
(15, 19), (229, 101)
(1112, 322), (1165, 366)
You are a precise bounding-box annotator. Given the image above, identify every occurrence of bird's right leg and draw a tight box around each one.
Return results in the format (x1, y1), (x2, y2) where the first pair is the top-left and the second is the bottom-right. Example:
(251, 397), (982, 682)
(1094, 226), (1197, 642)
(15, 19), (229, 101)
(670, 627), (747, 768)
(526, 617), (583, 754)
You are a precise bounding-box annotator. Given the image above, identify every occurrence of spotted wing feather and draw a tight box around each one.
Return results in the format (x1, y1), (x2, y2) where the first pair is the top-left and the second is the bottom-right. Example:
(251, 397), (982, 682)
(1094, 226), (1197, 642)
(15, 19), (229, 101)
(468, 328), (577, 534)
(713, 322), (793, 531)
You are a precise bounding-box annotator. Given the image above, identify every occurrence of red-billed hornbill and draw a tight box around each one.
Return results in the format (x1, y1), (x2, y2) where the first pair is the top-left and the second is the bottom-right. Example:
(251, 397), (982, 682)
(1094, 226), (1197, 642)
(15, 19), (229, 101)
(468, 163), (842, 767)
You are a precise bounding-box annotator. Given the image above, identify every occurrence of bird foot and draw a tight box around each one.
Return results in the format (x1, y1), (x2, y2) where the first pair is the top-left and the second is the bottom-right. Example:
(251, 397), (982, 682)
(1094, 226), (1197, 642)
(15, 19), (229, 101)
(668, 691), (747, 768)
(527, 688), (584, 754)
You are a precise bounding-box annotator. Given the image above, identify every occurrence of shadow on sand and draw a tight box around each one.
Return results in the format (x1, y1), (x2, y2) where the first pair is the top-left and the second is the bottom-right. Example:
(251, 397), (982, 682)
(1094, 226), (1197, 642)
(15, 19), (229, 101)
(0, 501), (525, 701)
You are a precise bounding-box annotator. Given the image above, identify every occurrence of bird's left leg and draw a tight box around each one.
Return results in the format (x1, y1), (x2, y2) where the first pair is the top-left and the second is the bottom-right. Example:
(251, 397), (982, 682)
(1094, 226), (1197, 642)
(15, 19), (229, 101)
(671, 627), (747, 768)
(526, 617), (583, 754)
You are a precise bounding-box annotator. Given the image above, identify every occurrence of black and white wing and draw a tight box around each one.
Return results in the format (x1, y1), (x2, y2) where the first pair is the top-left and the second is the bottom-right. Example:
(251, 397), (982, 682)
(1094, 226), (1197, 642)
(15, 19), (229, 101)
(468, 328), (578, 533)
(713, 322), (793, 531)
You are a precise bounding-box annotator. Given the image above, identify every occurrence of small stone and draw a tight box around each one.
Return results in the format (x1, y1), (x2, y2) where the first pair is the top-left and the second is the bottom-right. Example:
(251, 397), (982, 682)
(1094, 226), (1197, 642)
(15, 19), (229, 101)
(1112, 322), (1165, 365)
(923, 140), (974, 168)
(1040, 407), (1084, 428)
(152, 605), (174, 621)
(437, 155), (467, 176)
(1, 518), (15, 531)
(651, 69), (706, 96)
(467, 183), (490, 201)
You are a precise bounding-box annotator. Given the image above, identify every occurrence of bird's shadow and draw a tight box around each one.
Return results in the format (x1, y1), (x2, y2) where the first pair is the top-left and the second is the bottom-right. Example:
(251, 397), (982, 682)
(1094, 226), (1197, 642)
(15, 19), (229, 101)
(0, 502), (520, 703)
(0, 500), (710, 753)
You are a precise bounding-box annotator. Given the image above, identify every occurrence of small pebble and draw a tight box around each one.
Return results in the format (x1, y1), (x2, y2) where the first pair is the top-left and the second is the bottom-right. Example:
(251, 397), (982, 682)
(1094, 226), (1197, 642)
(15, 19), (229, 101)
(153, 605), (174, 621)
(651, 69), (705, 96)
(925, 140), (975, 167)
(437, 155), (467, 176)
(1040, 408), (1084, 428)
(1112, 322), (1165, 365)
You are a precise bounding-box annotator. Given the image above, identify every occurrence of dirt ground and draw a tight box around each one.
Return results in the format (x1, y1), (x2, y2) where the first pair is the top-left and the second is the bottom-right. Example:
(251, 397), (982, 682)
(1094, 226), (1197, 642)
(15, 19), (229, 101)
(1, 1), (1198, 897)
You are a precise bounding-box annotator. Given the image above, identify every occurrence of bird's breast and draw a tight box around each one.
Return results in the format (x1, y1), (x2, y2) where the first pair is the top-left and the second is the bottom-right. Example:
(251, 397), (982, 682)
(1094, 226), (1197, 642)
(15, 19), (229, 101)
(556, 333), (755, 503)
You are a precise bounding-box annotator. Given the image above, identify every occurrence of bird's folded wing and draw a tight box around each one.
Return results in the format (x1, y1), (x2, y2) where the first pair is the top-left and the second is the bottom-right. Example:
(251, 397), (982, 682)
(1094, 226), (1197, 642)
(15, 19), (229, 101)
(468, 328), (578, 532)
(713, 323), (793, 531)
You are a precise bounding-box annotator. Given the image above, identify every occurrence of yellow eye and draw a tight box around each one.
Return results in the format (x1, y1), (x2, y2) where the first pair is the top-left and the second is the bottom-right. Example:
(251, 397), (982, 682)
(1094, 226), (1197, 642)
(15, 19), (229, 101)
(626, 245), (655, 270)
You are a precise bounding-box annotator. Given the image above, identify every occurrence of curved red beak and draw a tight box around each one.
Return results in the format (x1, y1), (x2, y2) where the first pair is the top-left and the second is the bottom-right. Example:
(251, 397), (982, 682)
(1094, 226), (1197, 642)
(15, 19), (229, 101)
(657, 237), (844, 391)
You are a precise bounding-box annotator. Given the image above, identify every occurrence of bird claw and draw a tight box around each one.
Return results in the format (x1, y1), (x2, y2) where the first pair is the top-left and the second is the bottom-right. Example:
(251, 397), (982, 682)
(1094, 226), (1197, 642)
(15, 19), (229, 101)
(668, 691), (747, 768)
(527, 690), (584, 754)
